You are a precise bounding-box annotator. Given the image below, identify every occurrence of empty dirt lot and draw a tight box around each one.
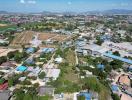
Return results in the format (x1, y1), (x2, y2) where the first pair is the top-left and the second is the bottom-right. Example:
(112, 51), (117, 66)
(10, 31), (34, 47)
(0, 24), (8, 27)
(38, 32), (70, 42)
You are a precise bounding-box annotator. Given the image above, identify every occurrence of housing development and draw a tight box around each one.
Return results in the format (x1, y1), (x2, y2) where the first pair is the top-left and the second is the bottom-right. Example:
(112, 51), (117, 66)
(0, 1), (132, 100)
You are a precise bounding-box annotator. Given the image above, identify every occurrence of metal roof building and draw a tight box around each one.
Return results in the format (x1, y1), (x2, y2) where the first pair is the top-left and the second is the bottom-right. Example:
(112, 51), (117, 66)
(103, 53), (132, 64)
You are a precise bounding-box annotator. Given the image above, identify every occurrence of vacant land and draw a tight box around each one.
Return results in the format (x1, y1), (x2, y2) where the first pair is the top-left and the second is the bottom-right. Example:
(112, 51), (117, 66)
(38, 32), (70, 42)
(52, 34), (68, 41)
(66, 49), (76, 66)
(10, 31), (34, 47)
(0, 47), (22, 57)
(0, 24), (7, 27)
(38, 33), (56, 40)
(64, 49), (79, 83)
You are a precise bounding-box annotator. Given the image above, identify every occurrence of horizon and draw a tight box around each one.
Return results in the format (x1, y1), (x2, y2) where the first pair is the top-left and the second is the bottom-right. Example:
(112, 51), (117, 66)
(0, 0), (132, 13)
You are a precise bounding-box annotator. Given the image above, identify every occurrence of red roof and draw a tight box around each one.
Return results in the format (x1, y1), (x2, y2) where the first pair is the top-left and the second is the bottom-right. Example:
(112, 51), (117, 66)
(0, 82), (8, 90)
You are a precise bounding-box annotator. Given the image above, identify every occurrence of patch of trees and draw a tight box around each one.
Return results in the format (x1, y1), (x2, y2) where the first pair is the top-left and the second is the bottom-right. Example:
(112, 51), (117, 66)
(0, 56), (7, 65)
(38, 72), (46, 79)
(7, 50), (28, 63)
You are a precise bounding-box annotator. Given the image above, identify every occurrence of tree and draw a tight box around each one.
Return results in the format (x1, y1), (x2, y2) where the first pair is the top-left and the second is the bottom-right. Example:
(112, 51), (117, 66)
(22, 80), (32, 85)
(8, 78), (14, 87)
(95, 38), (104, 46)
(33, 83), (39, 88)
(105, 65), (112, 73)
(111, 93), (120, 100)
(14, 53), (23, 63)
(113, 51), (120, 56)
(0, 56), (7, 64)
(110, 60), (123, 69)
(38, 72), (46, 79)
(23, 94), (32, 100)
(82, 77), (101, 92)
(77, 95), (85, 100)
(14, 89), (25, 100)
(7, 51), (17, 59)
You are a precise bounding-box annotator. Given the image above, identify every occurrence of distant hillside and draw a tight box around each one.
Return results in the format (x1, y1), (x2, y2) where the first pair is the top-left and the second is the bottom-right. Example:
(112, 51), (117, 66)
(0, 9), (132, 15)
(0, 11), (8, 14)
(103, 9), (132, 15)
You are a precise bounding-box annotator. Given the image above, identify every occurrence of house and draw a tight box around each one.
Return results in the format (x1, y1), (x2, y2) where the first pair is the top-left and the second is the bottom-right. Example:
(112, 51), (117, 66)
(0, 61), (16, 69)
(97, 64), (105, 70)
(0, 39), (9, 44)
(116, 30), (126, 37)
(25, 58), (34, 65)
(26, 47), (35, 53)
(0, 81), (8, 90)
(128, 65), (132, 72)
(27, 67), (41, 76)
(100, 34), (111, 41)
(0, 90), (12, 100)
(41, 48), (55, 53)
(54, 56), (63, 64)
(111, 84), (119, 94)
(77, 92), (91, 100)
(54, 93), (64, 99)
(45, 68), (60, 80)
(18, 77), (26, 82)
(76, 44), (108, 57)
(118, 75), (131, 86)
(16, 65), (27, 72)
(103, 53), (132, 65)
(38, 86), (54, 96)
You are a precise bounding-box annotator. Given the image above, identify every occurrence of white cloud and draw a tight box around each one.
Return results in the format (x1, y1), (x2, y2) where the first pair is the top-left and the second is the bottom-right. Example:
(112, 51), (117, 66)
(27, 0), (36, 4)
(20, 0), (36, 4)
(68, 1), (72, 5)
(120, 3), (129, 6)
(20, 0), (25, 4)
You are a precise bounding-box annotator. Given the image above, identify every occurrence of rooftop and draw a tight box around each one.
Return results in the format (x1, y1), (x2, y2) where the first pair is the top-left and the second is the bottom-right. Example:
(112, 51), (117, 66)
(103, 53), (132, 64)
(118, 75), (131, 86)
(16, 65), (27, 72)
(111, 84), (119, 92)
(79, 92), (91, 100)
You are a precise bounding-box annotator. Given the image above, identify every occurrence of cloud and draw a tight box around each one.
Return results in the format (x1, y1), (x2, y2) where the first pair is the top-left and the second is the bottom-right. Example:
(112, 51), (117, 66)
(111, 2), (130, 7)
(120, 3), (129, 6)
(20, 0), (36, 4)
(27, 0), (36, 4)
(68, 1), (72, 5)
(20, 0), (25, 4)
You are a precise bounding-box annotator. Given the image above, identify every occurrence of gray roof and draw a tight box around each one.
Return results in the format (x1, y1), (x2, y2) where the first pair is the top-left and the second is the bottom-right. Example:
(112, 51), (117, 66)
(38, 86), (54, 96)
(0, 90), (11, 100)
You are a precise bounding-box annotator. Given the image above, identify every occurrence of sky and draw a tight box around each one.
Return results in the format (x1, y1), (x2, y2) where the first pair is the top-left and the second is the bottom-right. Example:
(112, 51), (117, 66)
(0, 0), (132, 12)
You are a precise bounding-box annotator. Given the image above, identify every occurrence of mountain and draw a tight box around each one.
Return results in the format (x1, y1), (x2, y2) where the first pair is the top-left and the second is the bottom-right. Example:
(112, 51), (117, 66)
(84, 9), (132, 15)
(0, 9), (132, 15)
(103, 9), (132, 15)
(0, 11), (8, 14)
(41, 9), (132, 15)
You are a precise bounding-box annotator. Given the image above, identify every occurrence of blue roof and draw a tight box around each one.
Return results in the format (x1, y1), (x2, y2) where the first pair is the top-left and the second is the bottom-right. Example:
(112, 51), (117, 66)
(100, 35), (111, 41)
(128, 66), (132, 71)
(111, 85), (118, 92)
(79, 92), (91, 100)
(26, 47), (35, 53)
(97, 64), (105, 70)
(42, 48), (55, 53)
(103, 53), (132, 64)
(16, 65), (27, 72)
(25, 59), (34, 64)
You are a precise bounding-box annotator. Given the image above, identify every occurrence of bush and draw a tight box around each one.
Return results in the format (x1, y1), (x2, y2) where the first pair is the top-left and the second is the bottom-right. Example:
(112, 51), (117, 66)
(38, 72), (46, 79)
(111, 93), (120, 100)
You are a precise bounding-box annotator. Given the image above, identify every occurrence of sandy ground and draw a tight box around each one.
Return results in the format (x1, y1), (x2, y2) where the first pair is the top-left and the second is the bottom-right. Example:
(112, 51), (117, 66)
(0, 24), (7, 27)
(0, 48), (22, 57)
